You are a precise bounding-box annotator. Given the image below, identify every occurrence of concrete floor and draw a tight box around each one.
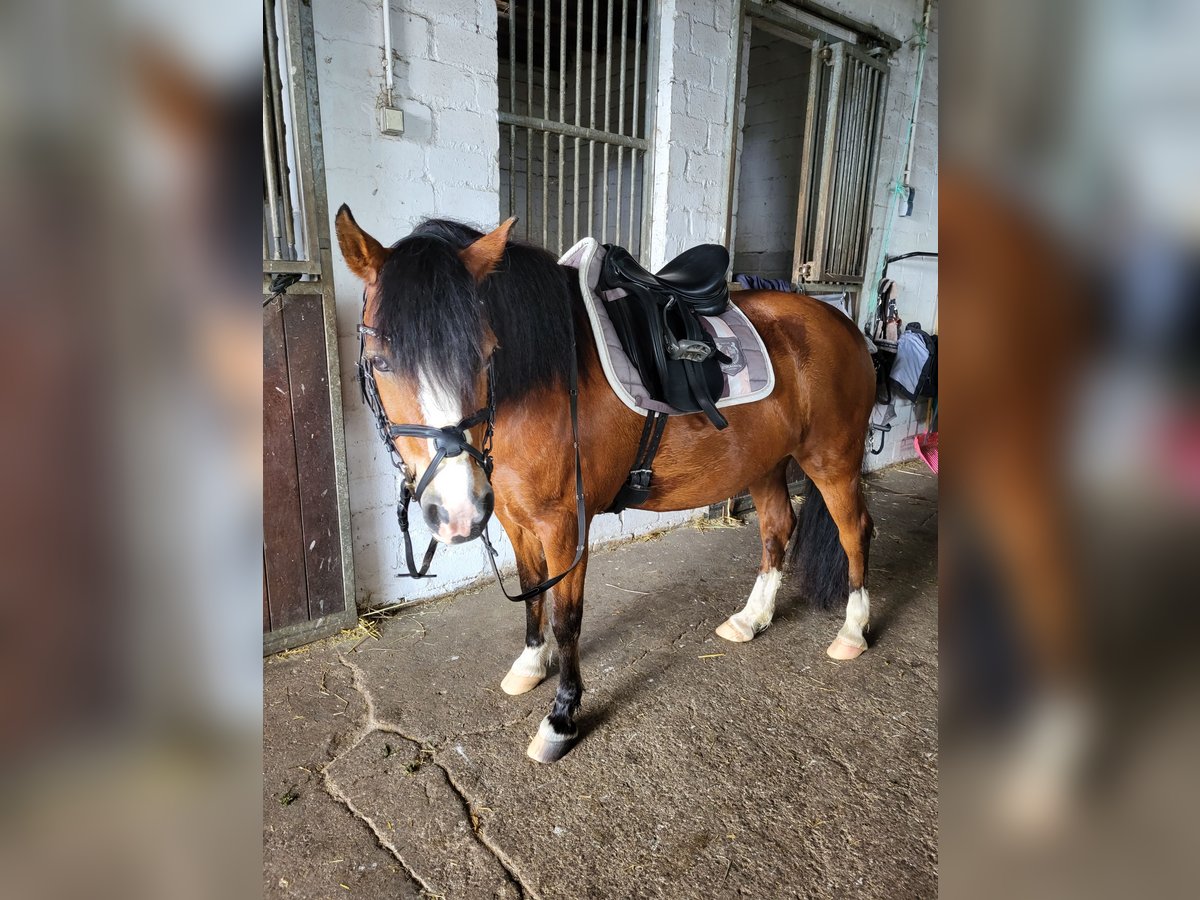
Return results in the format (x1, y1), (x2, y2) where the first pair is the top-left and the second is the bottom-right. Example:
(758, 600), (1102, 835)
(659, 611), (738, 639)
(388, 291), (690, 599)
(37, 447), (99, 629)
(264, 462), (937, 899)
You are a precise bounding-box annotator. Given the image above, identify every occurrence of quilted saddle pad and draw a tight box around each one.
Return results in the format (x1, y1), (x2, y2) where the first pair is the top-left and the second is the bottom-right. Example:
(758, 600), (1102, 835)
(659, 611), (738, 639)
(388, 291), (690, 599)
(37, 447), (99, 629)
(559, 238), (775, 417)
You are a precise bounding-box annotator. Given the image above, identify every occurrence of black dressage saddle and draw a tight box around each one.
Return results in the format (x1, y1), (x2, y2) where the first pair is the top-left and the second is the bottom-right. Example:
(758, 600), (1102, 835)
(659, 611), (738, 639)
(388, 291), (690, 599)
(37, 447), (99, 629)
(598, 243), (732, 429)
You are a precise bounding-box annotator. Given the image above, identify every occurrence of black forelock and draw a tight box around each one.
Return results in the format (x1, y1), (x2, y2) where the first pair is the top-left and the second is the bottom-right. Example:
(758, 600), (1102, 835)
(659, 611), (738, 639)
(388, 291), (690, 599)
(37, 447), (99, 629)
(374, 218), (578, 406)
(374, 231), (484, 401)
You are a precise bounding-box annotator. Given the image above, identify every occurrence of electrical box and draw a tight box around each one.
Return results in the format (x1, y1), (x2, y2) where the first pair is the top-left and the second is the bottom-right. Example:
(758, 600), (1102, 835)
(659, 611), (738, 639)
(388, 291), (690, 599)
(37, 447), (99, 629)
(378, 106), (404, 136)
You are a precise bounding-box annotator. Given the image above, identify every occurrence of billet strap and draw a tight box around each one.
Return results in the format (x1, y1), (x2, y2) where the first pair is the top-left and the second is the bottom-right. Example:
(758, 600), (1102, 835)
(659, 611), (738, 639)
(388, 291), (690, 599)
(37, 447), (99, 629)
(480, 333), (588, 603)
(684, 358), (728, 429)
(607, 411), (668, 514)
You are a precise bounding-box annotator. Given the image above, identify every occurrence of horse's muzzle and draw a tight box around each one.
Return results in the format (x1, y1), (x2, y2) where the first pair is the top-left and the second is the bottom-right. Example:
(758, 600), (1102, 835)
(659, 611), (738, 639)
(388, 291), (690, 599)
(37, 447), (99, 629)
(423, 488), (494, 544)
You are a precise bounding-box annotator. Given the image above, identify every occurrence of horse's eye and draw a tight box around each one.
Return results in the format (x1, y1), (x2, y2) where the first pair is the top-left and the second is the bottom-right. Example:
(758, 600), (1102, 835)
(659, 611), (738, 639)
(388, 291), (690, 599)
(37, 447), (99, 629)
(371, 356), (391, 373)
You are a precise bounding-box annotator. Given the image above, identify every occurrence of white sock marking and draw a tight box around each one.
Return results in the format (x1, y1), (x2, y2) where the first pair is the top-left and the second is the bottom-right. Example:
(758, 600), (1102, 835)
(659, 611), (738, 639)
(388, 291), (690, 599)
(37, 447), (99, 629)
(727, 569), (782, 636)
(508, 641), (553, 678)
(835, 587), (870, 648)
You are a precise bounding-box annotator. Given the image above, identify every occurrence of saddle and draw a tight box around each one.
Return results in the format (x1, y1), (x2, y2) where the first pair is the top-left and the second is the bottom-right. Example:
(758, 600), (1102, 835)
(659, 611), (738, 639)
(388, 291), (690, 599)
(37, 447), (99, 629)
(597, 243), (733, 429)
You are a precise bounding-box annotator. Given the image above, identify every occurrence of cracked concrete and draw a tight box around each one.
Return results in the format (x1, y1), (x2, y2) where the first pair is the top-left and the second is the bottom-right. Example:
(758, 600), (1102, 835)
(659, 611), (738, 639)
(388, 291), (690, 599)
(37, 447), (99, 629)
(265, 462), (938, 898)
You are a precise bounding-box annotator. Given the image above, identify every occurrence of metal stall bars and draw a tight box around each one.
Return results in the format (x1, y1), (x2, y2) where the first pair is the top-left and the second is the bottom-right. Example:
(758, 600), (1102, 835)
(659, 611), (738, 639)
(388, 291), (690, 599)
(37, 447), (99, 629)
(793, 41), (889, 285)
(262, 0), (358, 653)
(498, 0), (655, 260)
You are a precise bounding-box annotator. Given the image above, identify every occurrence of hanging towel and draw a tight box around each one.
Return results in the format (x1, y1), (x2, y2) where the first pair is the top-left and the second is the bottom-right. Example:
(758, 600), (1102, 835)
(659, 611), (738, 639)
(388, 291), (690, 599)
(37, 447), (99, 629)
(890, 328), (930, 397)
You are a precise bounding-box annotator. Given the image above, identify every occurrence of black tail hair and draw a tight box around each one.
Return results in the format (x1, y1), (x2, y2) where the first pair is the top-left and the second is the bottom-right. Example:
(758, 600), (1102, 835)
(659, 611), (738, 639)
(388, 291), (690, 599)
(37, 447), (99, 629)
(786, 478), (851, 610)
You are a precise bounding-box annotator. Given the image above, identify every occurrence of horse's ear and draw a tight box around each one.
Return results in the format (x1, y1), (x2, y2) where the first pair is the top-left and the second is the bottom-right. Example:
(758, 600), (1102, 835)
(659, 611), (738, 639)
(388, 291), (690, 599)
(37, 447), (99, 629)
(335, 204), (387, 284)
(460, 217), (517, 282)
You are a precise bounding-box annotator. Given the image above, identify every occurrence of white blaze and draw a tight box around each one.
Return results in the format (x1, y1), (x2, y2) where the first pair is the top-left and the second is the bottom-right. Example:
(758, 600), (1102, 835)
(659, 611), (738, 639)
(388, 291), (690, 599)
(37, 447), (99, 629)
(417, 373), (477, 537)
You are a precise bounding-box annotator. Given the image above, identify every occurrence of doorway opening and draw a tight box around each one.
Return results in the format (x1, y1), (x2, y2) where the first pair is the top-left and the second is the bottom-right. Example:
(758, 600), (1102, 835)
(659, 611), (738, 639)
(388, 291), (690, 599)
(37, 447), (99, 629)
(729, 13), (889, 296)
(731, 25), (812, 282)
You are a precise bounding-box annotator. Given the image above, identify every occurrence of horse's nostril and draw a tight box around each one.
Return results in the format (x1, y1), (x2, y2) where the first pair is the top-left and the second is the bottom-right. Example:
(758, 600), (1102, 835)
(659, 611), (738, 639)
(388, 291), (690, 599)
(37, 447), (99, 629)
(423, 503), (450, 528)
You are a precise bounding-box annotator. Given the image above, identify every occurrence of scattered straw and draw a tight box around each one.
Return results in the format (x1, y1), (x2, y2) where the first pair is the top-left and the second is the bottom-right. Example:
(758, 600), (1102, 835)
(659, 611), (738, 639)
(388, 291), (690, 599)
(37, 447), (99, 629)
(629, 528), (669, 543)
(698, 653), (726, 660)
(269, 617), (381, 659)
(694, 515), (744, 531)
(604, 583), (650, 596)
(335, 619), (380, 645)
(360, 603), (408, 619)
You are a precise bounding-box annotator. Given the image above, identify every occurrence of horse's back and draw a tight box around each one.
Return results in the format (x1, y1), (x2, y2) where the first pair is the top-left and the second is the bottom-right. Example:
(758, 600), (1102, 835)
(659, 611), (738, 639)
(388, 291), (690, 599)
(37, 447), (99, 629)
(734, 289), (875, 412)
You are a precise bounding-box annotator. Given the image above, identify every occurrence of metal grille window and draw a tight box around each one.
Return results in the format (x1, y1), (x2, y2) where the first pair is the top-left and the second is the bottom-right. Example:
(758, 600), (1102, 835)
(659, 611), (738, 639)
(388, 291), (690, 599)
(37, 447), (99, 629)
(263, 0), (320, 274)
(731, 1), (892, 288)
(794, 41), (888, 284)
(498, 1), (654, 259)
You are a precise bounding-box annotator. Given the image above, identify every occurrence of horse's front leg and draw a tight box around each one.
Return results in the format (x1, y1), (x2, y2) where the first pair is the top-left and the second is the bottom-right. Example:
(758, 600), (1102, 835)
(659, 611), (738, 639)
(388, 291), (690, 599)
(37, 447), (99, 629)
(501, 521), (553, 695)
(526, 520), (589, 764)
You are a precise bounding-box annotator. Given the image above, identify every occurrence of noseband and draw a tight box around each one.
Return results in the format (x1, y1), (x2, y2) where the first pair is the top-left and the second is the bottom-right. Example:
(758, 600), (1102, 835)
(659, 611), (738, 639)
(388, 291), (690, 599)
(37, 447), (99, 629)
(356, 291), (586, 602)
(358, 321), (495, 495)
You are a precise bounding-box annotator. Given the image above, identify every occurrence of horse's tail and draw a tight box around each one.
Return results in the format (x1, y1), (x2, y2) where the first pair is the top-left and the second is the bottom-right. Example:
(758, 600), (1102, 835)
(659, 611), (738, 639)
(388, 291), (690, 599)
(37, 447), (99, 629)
(785, 478), (850, 610)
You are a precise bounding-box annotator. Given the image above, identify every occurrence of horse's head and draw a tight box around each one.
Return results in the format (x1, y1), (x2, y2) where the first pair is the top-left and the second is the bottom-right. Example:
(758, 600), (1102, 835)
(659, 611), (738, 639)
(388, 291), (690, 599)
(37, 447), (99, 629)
(335, 205), (515, 544)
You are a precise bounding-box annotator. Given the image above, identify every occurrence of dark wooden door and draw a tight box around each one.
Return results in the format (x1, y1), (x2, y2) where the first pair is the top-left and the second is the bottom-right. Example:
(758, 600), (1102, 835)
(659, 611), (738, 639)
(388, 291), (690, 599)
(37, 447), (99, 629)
(262, 0), (354, 653)
(263, 291), (355, 652)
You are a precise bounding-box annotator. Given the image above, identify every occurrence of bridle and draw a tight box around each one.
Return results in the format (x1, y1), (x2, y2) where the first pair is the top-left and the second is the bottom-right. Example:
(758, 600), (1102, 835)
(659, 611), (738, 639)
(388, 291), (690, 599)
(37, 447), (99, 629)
(356, 289), (587, 602)
(356, 314), (496, 579)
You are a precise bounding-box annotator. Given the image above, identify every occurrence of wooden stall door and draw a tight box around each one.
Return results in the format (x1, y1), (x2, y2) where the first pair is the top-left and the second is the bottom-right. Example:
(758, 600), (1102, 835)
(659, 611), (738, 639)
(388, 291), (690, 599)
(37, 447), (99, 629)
(263, 292), (355, 652)
(262, 0), (355, 653)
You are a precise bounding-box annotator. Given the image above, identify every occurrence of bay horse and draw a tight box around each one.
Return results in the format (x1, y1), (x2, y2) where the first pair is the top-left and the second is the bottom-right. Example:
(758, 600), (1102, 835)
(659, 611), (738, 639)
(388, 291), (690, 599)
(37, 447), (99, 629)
(336, 207), (875, 763)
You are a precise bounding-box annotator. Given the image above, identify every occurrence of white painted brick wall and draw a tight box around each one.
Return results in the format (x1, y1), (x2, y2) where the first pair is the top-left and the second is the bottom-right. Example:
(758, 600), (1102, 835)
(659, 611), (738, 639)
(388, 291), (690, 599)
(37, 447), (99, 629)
(313, 0), (937, 607)
(314, 0), (503, 607)
(648, 0), (741, 266)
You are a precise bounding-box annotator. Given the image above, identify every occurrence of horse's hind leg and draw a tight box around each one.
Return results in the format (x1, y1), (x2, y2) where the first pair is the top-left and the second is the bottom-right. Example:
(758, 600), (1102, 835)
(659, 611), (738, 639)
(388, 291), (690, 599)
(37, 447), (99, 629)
(500, 522), (553, 695)
(716, 461), (795, 643)
(806, 471), (874, 660)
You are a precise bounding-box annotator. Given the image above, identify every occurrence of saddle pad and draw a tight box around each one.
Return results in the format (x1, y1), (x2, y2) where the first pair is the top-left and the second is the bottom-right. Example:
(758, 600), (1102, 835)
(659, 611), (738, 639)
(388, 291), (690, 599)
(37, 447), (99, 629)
(559, 238), (775, 416)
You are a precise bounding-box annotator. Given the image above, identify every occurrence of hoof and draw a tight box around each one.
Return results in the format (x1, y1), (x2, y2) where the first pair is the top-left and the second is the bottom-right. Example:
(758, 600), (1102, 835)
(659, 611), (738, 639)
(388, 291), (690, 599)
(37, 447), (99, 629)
(500, 670), (545, 696)
(715, 617), (756, 643)
(526, 716), (576, 764)
(826, 636), (867, 660)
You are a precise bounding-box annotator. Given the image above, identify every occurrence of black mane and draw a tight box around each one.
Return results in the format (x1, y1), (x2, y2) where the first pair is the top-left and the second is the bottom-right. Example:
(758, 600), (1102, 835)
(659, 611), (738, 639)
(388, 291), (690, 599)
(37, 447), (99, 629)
(374, 218), (577, 406)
